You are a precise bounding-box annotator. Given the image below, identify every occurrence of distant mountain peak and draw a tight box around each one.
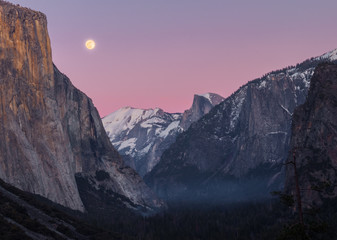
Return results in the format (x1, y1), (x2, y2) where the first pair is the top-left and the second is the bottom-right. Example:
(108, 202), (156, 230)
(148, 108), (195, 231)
(145, 48), (337, 203)
(195, 92), (225, 106)
(103, 92), (223, 176)
(315, 48), (337, 61)
(179, 92), (224, 130)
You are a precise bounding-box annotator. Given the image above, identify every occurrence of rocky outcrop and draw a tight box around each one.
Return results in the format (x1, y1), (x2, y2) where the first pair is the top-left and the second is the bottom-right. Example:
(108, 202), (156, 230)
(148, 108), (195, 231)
(102, 93), (224, 176)
(180, 93), (224, 130)
(0, 1), (162, 213)
(285, 63), (337, 207)
(145, 50), (337, 203)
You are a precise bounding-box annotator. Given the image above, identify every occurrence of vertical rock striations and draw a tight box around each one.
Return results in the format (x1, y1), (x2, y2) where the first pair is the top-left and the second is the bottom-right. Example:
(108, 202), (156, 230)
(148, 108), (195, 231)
(145, 50), (337, 203)
(285, 63), (337, 206)
(0, 1), (84, 211)
(179, 93), (224, 130)
(0, 1), (162, 213)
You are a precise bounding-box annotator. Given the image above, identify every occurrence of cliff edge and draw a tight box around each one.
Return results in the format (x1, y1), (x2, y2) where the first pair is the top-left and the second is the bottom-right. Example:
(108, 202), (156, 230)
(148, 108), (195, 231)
(0, 1), (163, 213)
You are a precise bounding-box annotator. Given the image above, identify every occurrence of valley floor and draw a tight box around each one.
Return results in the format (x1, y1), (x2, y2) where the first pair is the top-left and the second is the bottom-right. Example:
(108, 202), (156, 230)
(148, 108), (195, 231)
(1, 178), (337, 240)
(103, 198), (337, 240)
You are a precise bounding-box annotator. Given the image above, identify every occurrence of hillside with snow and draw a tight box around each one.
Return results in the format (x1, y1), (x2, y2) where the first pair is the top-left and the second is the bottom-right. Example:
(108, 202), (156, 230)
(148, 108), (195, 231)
(144, 48), (337, 202)
(102, 93), (224, 176)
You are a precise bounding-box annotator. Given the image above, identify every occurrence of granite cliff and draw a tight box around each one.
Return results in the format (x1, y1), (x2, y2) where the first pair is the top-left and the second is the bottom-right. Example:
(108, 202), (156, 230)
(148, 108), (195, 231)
(285, 63), (337, 207)
(145, 49), (337, 203)
(103, 93), (223, 176)
(0, 1), (162, 213)
(179, 93), (224, 130)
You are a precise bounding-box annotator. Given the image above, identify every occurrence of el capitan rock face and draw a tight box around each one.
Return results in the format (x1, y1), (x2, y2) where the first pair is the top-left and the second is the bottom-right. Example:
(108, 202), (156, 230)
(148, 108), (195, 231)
(0, 1), (162, 213)
(145, 50), (337, 202)
(102, 93), (224, 176)
(285, 63), (337, 206)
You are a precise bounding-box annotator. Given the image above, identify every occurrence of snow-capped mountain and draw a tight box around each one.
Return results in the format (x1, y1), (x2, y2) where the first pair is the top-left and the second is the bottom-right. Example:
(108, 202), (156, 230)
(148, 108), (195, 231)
(103, 107), (182, 176)
(145, 48), (337, 203)
(102, 93), (224, 176)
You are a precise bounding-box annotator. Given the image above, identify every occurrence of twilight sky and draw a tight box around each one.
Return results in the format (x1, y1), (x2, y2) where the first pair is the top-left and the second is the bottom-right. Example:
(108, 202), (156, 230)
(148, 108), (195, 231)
(7, 0), (337, 117)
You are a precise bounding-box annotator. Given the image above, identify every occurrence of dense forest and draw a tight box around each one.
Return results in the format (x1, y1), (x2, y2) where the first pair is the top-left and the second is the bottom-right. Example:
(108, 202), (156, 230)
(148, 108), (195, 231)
(105, 198), (337, 240)
(2, 174), (337, 240)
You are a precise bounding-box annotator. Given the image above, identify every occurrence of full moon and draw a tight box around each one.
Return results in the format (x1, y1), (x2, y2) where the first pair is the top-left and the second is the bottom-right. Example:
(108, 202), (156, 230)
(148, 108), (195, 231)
(85, 40), (96, 50)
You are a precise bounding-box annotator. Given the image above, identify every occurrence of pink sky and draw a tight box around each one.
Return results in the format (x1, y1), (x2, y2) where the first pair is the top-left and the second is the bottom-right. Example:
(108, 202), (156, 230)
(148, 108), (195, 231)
(8, 0), (337, 117)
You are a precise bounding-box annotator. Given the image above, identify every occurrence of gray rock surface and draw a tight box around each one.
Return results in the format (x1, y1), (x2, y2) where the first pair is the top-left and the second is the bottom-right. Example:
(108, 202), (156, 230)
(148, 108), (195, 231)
(145, 50), (337, 202)
(0, 1), (163, 213)
(285, 63), (337, 207)
(102, 93), (224, 176)
(180, 93), (225, 130)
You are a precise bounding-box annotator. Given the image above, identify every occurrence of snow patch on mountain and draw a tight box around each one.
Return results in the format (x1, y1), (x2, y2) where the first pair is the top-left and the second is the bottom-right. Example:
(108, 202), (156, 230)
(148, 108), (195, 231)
(316, 48), (337, 61)
(258, 80), (267, 89)
(197, 93), (224, 106)
(140, 117), (167, 128)
(229, 87), (247, 131)
(102, 93), (224, 176)
(139, 143), (153, 155)
(159, 121), (181, 138)
(289, 68), (314, 88)
(197, 93), (212, 103)
(103, 107), (161, 138)
(118, 138), (137, 153)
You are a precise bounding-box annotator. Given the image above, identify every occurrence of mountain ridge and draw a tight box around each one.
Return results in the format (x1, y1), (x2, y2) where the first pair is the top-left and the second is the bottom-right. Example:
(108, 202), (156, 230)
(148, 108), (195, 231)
(103, 92), (224, 176)
(285, 62), (337, 207)
(144, 48), (337, 202)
